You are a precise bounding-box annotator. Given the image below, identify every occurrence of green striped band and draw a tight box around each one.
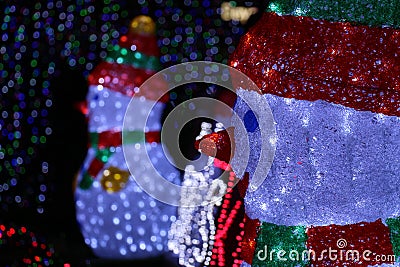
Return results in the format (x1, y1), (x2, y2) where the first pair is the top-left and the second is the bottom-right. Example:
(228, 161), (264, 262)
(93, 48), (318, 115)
(79, 172), (94, 190)
(266, 0), (400, 28)
(78, 148), (114, 190)
(105, 45), (161, 71)
(251, 218), (400, 266)
(122, 131), (145, 144)
(252, 222), (309, 267)
(89, 130), (147, 148)
(386, 217), (400, 258)
(95, 148), (113, 163)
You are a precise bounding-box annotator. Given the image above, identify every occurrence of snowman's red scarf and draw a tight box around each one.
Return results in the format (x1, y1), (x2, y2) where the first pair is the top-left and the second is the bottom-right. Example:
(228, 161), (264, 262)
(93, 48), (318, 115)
(87, 62), (169, 102)
(78, 130), (160, 190)
(229, 12), (400, 117)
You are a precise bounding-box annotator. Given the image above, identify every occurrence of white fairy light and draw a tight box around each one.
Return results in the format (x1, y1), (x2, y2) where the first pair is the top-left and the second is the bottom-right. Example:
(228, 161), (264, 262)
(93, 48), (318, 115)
(169, 122), (228, 267)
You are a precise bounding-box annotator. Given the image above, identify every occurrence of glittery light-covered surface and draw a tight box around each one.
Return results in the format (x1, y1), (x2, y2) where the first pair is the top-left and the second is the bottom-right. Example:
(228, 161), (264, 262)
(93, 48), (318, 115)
(241, 261), (253, 267)
(249, 220), (398, 266)
(265, 0), (400, 28)
(240, 214), (260, 265)
(230, 13), (400, 117)
(234, 89), (400, 226)
(85, 86), (165, 133)
(237, 173), (260, 265)
(370, 264), (400, 267)
(105, 46), (161, 71)
(306, 219), (394, 267)
(252, 222), (308, 267)
(87, 61), (151, 93)
(387, 217), (400, 259)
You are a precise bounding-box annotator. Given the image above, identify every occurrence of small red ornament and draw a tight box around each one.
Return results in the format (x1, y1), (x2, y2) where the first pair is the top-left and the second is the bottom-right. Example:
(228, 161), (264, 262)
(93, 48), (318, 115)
(194, 127), (235, 164)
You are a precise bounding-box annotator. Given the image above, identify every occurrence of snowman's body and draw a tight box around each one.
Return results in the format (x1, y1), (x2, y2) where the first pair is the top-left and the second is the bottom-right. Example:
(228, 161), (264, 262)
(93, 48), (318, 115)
(233, 89), (400, 267)
(234, 89), (400, 226)
(234, 89), (400, 227)
(75, 83), (180, 259)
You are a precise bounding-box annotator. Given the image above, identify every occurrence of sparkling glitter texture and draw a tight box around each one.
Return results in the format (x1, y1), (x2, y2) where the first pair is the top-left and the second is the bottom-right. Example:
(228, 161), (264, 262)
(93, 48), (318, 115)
(74, 16), (180, 259)
(252, 222), (308, 267)
(169, 123), (255, 267)
(168, 124), (230, 267)
(238, 175), (260, 265)
(230, 13), (400, 117)
(100, 166), (130, 193)
(192, 146), (260, 266)
(250, 220), (396, 266)
(240, 215), (260, 265)
(237, 91), (400, 226)
(266, 0), (400, 28)
(386, 218), (400, 259)
(306, 220), (394, 267)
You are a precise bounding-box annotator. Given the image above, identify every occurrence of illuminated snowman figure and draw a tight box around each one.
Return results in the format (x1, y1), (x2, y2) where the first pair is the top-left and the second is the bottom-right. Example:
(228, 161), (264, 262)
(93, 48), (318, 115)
(74, 16), (180, 259)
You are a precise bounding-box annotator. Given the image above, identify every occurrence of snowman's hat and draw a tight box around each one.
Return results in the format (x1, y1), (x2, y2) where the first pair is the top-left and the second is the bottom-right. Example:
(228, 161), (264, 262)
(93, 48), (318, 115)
(87, 15), (168, 102)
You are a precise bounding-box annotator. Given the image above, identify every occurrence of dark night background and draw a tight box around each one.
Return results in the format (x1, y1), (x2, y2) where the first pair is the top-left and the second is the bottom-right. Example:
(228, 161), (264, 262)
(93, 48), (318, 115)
(0, 0), (268, 265)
